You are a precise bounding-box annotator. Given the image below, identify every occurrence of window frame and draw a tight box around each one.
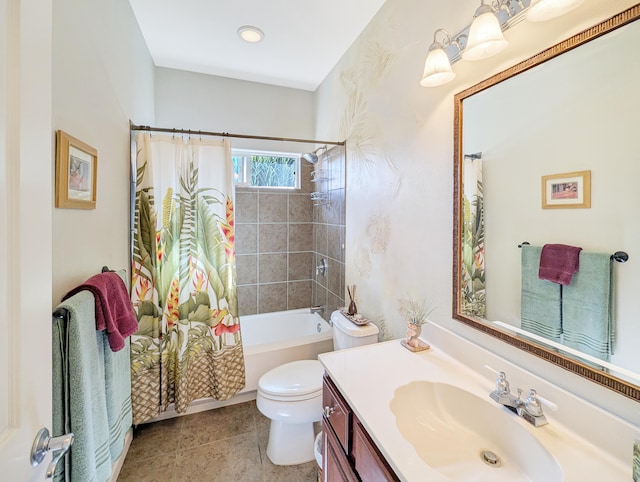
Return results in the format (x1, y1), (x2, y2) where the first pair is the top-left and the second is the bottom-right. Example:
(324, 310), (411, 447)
(232, 149), (301, 190)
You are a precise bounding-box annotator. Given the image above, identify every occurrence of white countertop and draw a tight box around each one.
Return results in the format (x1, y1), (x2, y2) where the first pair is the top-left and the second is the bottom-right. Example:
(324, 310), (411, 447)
(319, 337), (631, 481)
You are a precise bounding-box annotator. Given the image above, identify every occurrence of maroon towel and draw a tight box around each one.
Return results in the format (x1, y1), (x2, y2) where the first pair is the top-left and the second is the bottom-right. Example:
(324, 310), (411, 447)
(538, 244), (583, 285)
(63, 272), (138, 352)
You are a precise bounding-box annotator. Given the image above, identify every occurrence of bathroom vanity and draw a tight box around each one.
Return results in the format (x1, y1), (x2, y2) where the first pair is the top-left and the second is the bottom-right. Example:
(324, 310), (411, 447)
(319, 322), (633, 481)
(322, 374), (399, 481)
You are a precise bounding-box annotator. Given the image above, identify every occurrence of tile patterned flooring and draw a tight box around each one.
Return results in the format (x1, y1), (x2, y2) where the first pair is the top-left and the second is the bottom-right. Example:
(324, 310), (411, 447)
(117, 400), (319, 482)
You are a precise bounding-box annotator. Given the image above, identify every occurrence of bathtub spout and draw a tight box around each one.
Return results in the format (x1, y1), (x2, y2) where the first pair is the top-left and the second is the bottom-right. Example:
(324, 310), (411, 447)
(310, 306), (324, 315)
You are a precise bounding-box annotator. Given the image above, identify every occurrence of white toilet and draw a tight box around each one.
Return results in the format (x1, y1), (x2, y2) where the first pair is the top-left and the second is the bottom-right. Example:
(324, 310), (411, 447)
(256, 310), (379, 465)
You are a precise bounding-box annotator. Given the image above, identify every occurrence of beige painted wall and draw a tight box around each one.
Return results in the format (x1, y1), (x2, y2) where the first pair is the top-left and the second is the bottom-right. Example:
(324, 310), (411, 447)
(315, 0), (640, 423)
(154, 67), (316, 153)
(52, 0), (155, 303)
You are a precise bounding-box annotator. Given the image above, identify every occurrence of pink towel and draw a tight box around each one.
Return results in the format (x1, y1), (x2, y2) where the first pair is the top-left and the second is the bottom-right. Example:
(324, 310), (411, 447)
(63, 272), (138, 352)
(538, 244), (583, 286)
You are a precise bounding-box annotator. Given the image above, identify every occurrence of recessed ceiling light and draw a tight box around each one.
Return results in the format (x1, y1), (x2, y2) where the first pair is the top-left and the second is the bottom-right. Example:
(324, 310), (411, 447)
(238, 25), (264, 43)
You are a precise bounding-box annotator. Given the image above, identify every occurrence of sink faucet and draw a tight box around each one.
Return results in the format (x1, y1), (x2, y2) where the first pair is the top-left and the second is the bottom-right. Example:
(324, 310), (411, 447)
(485, 366), (557, 427)
(310, 305), (324, 315)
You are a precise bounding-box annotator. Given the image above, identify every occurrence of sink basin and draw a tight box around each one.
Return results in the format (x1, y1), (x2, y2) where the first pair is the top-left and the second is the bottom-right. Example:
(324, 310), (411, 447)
(390, 381), (563, 481)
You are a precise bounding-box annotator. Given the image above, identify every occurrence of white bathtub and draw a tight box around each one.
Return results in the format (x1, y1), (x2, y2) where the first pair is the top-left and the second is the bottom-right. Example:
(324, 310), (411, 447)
(240, 308), (334, 392)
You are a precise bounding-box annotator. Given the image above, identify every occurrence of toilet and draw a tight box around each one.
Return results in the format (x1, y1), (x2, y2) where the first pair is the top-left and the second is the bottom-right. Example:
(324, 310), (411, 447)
(256, 310), (379, 465)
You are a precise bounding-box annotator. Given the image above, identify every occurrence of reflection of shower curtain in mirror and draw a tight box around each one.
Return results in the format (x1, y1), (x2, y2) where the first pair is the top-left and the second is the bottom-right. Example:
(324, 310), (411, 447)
(462, 156), (485, 318)
(130, 132), (245, 425)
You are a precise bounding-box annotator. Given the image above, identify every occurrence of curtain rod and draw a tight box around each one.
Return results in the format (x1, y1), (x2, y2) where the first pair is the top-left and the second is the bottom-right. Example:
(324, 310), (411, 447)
(129, 122), (345, 146)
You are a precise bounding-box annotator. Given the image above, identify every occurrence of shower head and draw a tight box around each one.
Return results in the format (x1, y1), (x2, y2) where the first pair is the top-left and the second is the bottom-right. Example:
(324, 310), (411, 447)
(301, 152), (319, 164)
(301, 145), (327, 164)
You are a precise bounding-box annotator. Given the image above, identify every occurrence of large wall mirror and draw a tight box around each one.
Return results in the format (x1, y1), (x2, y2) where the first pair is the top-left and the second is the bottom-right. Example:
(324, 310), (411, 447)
(453, 4), (640, 401)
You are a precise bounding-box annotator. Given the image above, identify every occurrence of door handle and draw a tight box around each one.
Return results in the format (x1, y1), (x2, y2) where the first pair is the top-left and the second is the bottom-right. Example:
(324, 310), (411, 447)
(30, 427), (74, 479)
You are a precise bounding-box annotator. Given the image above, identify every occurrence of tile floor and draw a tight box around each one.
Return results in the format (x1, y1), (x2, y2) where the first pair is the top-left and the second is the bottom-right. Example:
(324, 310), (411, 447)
(118, 400), (319, 482)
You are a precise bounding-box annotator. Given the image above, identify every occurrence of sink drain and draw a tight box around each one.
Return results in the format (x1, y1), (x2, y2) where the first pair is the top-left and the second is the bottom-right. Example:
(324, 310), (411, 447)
(481, 450), (502, 467)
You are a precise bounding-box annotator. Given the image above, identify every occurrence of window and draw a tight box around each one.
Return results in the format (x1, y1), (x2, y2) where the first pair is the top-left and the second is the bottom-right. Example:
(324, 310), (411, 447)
(232, 149), (300, 189)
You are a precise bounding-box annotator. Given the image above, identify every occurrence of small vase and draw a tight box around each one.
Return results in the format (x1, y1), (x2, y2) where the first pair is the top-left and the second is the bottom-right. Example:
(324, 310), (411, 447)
(401, 321), (430, 352)
(406, 322), (421, 347)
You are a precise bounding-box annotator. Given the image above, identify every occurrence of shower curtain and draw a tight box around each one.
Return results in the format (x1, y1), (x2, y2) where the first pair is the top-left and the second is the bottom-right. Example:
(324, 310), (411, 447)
(130, 132), (245, 425)
(461, 155), (486, 318)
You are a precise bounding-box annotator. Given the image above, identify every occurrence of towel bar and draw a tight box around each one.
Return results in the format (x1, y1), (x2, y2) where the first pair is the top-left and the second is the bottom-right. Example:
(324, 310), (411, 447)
(517, 242), (628, 263)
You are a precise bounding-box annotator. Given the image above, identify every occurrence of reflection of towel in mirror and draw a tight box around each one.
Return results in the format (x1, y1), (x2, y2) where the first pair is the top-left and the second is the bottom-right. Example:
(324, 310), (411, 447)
(538, 243), (583, 285)
(563, 252), (614, 361)
(521, 245), (562, 342)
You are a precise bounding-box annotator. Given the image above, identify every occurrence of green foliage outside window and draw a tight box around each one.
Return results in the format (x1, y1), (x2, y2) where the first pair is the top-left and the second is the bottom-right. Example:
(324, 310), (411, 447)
(232, 154), (297, 188)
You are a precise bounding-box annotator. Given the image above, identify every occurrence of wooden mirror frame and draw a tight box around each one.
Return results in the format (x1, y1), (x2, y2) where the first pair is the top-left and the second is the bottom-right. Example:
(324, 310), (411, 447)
(452, 4), (640, 402)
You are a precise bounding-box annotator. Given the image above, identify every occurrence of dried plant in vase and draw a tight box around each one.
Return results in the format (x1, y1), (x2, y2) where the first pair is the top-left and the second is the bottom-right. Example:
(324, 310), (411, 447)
(399, 295), (434, 352)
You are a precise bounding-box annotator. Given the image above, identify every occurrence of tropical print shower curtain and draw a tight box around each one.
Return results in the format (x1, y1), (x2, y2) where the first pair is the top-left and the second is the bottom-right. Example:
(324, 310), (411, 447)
(130, 132), (245, 425)
(461, 155), (486, 318)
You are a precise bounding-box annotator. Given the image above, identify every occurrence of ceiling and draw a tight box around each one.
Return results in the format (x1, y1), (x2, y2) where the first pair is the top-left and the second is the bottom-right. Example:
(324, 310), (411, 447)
(128, 0), (388, 92)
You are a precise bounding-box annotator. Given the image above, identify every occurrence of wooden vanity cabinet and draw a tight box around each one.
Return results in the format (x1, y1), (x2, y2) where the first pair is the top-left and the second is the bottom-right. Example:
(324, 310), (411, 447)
(322, 374), (399, 482)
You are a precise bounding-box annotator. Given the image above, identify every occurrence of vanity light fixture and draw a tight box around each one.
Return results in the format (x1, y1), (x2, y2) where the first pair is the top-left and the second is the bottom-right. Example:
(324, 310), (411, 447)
(462, 1), (509, 61)
(238, 25), (265, 43)
(527, 0), (584, 22)
(420, 0), (583, 87)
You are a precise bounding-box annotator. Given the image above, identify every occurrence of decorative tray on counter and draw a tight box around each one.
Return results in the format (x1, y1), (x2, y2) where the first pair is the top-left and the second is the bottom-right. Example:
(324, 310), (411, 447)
(338, 308), (370, 326)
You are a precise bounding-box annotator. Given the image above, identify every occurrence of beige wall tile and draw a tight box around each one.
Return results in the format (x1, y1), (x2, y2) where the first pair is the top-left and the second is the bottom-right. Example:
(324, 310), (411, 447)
(288, 281), (312, 310)
(289, 223), (313, 252)
(259, 223), (288, 253)
(238, 285), (257, 316)
(236, 191), (258, 223)
(259, 253), (287, 283)
(289, 194), (313, 222)
(259, 192), (288, 222)
(258, 283), (287, 313)
(236, 254), (257, 285)
(288, 252), (313, 280)
(235, 223), (257, 255)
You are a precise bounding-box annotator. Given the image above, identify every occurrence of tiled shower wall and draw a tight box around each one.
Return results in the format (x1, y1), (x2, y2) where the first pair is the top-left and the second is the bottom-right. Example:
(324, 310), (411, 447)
(235, 146), (346, 318)
(312, 146), (346, 320)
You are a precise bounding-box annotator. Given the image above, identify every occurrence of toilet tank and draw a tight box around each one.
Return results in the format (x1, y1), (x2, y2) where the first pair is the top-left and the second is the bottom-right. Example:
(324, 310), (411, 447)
(330, 310), (379, 350)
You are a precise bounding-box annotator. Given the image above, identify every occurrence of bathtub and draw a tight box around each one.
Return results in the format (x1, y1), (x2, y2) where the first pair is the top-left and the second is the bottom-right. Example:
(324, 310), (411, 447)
(143, 308), (334, 422)
(240, 308), (334, 392)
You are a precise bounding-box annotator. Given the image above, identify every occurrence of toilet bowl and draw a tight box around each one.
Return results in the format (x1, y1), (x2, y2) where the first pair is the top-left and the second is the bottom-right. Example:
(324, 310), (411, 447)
(256, 310), (379, 465)
(256, 359), (324, 465)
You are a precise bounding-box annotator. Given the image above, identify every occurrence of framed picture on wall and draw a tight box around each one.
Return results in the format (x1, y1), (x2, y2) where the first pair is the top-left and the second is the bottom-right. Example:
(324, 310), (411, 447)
(55, 130), (97, 209)
(541, 170), (591, 209)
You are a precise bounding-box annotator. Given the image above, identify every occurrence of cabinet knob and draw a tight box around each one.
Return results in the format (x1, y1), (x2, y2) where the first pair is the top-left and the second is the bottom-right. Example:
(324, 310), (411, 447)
(324, 406), (335, 417)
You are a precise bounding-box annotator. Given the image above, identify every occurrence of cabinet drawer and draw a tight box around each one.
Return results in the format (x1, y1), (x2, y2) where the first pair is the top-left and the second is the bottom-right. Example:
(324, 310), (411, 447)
(322, 374), (350, 454)
(353, 416), (400, 482)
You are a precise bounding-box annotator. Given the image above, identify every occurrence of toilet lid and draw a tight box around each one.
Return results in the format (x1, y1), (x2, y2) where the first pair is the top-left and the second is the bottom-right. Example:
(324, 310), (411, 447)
(258, 359), (324, 398)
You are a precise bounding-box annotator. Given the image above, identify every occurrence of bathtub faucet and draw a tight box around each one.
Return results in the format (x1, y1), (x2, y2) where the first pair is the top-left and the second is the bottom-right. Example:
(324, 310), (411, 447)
(310, 305), (324, 315)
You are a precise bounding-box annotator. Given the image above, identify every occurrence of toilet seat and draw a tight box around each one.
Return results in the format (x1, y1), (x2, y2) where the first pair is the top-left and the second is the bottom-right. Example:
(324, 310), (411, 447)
(257, 359), (323, 401)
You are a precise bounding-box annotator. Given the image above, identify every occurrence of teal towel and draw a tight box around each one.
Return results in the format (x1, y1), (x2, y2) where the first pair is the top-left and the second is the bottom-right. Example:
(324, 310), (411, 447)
(521, 245), (562, 342)
(562, 251), (614, 361)
(53, 291), (112, 482)
(106, 269), (132, 462)
(103, 335), (132, 463)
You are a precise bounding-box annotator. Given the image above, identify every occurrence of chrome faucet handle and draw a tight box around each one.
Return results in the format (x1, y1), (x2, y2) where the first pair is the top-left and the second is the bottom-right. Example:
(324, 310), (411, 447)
(485, 365), (509, 393)
(517, 389), (556, 427)
(524, 389), (544, 417)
